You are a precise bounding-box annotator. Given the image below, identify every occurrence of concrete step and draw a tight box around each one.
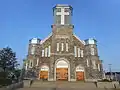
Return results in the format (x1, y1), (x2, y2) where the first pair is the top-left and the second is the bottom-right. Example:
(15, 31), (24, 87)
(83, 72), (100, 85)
(17, 87), (115, 90)
(23, 80), (120, 89)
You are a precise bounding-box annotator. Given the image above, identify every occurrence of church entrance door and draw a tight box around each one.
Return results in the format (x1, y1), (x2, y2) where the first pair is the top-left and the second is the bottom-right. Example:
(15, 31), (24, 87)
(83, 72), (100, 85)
(40, 65), (49, 80)
(56, 60), (68, 81)
(76, 66), (84, 81)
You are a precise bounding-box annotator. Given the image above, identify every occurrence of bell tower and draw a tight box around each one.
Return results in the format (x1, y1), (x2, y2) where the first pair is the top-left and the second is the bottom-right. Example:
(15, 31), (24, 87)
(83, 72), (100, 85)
(53, 4), (73, 25)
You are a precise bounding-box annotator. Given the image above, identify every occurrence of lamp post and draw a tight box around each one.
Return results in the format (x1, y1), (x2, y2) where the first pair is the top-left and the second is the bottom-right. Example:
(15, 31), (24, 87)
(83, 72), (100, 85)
(108, 64), (112, 80)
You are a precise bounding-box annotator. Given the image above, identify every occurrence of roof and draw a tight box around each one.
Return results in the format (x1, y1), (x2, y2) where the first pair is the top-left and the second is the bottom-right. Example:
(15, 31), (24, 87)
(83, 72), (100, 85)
(40, 33), (52, 44)
(39, 33), (85, 45)
(73, 33), (85, 45)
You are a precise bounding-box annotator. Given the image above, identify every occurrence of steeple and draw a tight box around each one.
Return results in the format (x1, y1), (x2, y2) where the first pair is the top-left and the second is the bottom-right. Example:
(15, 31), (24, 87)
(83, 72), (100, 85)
(53, 4), (73, 25)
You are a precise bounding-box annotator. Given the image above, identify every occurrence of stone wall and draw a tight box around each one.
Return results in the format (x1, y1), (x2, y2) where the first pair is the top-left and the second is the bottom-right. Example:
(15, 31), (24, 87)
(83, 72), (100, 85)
(0, 81), (24, 90)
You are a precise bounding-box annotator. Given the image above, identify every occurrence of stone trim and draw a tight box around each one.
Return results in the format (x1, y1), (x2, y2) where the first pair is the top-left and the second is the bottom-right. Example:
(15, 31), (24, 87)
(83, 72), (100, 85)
(85, 79), (98, 82)
(48, 78), (55, 81)
(51, 53), (74, 56)
(70, 79), (76, 81)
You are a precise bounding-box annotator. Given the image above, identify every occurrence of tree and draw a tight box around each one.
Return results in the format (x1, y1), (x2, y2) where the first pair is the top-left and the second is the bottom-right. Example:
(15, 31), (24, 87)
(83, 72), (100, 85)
(0, 47), (19, 78)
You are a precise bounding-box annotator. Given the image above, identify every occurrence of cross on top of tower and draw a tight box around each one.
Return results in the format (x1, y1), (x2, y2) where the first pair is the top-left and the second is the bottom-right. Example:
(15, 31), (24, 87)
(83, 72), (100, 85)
(53, 4), (73, 25)
(56, 7), (69, 25)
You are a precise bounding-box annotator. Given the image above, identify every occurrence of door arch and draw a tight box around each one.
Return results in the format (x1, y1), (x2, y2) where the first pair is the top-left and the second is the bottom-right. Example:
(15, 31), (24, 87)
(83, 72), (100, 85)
(55, 58), (70, 81)
(39, 65), (49, 80)
(76, 65), (85, 81)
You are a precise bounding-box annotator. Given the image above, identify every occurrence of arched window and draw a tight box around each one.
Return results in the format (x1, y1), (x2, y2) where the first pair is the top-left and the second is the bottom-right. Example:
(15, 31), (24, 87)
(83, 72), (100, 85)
(61, 43), (64, 51)
(74, 46), (77, 57)
(42, 50), (44, 57)
(45, 48), (48, 57)
(66, 43), (68, 52)
(48, 46), (51, 57)
(81, 50), (84, 57)
(57, 43), (59, 51)
(78, 48), (80, 57)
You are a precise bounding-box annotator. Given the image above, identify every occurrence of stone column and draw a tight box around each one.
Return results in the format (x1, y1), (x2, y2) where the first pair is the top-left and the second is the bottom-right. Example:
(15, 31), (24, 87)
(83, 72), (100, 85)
(48, 57), (55, 81)
(70, 60), (76, 81)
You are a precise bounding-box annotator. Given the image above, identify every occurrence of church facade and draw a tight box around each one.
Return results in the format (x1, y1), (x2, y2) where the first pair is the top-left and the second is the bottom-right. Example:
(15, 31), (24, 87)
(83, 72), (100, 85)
(25, 4), (103, 81)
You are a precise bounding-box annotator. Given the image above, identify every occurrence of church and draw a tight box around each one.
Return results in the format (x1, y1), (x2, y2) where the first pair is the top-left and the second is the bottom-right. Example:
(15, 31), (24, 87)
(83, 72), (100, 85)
(25, 4), (103, 81)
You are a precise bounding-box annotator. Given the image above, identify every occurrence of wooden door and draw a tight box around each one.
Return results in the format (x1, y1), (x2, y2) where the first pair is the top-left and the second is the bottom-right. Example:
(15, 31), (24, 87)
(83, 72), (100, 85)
(76, 72), (84, 81)
(56, 68), (68, 81)
(40, 71), (48, 80)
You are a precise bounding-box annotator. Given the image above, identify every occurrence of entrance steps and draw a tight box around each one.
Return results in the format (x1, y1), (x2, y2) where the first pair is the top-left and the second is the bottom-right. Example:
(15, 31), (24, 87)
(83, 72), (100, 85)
(20, 80), (120, 90)
(17, 87), (117, 90)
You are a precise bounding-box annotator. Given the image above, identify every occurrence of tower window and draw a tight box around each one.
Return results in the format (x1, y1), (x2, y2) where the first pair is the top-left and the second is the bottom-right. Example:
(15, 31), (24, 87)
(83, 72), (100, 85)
(64, 8), (69, 12)
(56, 8), (61, 12)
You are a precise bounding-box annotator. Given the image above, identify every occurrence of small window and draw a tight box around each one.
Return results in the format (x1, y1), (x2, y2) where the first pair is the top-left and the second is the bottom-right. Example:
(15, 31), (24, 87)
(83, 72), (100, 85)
(56, 8), (61, 12)
(42, 50), (44, 57)
(48, 46), (51, 57)
(61, 43), (64, 51)
(64, 8), (69, 12)
(74, 46), (77, 57)
(45, 48), (48, 57)
(57, 43), (59, 51)
(78, 48), (80, 57)
(66, 43), (68, 52)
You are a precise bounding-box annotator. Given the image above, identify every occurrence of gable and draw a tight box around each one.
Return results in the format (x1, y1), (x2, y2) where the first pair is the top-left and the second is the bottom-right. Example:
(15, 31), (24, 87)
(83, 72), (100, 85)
(73, 34), (85, 45)
(40, 33), (52, 45)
